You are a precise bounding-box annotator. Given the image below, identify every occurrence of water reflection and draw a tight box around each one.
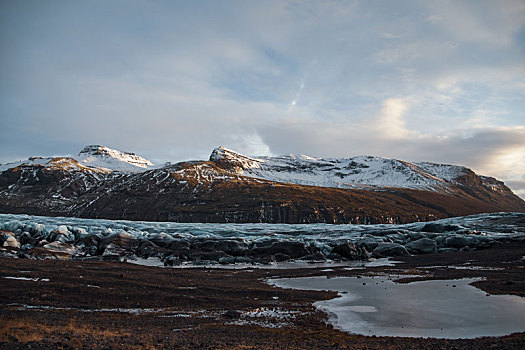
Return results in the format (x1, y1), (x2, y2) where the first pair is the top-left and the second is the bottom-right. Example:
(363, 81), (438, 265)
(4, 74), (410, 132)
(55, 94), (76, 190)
(270, 276), (525, 339)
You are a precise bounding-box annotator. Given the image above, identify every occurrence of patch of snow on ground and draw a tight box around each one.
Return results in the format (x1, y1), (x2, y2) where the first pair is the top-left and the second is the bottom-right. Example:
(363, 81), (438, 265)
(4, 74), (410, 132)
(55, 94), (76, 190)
(227, 307), (302, 328)
(3, 276), (49, 282)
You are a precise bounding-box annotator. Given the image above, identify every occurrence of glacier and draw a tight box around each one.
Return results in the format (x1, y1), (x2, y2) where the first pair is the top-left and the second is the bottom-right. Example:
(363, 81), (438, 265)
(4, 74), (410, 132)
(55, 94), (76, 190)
(1, 212), (524, 265)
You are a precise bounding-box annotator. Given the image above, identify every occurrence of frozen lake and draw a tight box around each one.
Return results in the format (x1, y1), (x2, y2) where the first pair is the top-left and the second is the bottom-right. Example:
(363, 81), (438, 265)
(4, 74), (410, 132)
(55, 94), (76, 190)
(270, 276), (525, 339)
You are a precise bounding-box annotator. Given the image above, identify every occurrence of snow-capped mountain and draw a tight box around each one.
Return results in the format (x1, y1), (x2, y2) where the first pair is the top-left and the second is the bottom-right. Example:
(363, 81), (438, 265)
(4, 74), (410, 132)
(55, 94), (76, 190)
(0, 145), (157, 173)
(0, 145), (500, 191)
(209, 147), (490, 193)
(1, 145), (524, 224)
(75, 145), (156, 172)
(0, 156), (101, 173)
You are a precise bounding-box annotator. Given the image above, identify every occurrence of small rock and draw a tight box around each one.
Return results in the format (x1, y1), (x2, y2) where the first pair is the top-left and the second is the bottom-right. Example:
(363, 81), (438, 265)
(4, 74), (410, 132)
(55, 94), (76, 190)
(223, 310), (241, 319)
(272, 253), (290, 262)
(372, 242), (409, 258)
(445, 235), (476, 248)
(248, 241), (309, 259)
(421, 223), (462, 233)
(331, 243), (370, 261)
(405, 238), (437, 254)
(3, 235), (20, 249)
(360, 240), (380, 252)
(234, 256), (252, 263)
(164, 255), (182, 266)
(299, 252), (326, 261)
(438, 247), (457, 254)
(218, 256), (236, 264)
(149, 232), (177, 248)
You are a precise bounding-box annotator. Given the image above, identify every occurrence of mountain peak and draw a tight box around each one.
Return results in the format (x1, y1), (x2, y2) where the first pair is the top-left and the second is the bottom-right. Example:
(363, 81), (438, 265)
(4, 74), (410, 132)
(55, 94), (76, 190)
(79, 145), (118, 156)
(79, 145), (139, 158)
(209, 146), (261, 171)
(76, 145), (155, 172)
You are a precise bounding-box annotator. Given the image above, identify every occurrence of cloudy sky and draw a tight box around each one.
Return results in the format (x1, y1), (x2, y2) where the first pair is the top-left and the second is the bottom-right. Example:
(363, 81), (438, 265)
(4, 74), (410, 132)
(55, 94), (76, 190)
(1, 0), (524, 197)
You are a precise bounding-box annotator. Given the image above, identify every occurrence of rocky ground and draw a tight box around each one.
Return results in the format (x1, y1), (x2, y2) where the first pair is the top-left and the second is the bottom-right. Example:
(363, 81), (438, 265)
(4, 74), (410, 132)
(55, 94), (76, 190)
(1, 241), (524, 349)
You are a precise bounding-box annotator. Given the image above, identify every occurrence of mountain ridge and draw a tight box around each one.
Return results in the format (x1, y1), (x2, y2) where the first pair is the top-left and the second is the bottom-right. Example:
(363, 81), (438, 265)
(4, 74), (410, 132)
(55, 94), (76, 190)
(209, 146), (508, 194)
(0, 145), (511, 194)
(0, 145), (524, 224)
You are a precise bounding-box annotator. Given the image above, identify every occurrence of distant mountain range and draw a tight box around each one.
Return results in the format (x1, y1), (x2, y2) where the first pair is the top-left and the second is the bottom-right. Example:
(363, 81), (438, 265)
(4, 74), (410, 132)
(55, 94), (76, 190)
(1, 145), (524, 224)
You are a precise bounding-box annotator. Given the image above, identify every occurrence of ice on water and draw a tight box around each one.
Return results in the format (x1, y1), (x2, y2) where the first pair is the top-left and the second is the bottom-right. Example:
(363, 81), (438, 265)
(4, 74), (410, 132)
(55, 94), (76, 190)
(270, 276), (525, 339)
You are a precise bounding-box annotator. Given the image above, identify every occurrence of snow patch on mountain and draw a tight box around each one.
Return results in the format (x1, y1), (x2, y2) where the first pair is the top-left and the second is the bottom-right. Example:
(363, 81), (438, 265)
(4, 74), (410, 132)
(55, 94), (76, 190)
(0, 157), (54, 172)
(75, 145), (156, 172)
(209, 147), (463, 191)
(415, 162), (467, 183)
(0, 156), (107, 173)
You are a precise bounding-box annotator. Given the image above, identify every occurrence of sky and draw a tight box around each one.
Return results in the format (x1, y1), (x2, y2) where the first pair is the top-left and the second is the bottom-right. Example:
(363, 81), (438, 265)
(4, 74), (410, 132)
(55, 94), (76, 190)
(1, 0), (524, 198)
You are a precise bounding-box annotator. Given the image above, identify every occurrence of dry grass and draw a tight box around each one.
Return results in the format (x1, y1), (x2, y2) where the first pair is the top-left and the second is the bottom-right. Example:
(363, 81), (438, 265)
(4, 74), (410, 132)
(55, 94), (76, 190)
(0, 316), (131, 345)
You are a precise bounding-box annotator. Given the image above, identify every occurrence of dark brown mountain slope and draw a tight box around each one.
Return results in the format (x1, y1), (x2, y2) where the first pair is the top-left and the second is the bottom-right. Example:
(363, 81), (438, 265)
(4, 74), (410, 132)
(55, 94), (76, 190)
(1, 159), (524, 224)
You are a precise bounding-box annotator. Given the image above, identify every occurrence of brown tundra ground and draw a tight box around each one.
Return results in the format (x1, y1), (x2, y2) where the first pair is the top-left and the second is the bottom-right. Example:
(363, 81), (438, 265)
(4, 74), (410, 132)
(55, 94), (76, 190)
(1, 241), (524, 349)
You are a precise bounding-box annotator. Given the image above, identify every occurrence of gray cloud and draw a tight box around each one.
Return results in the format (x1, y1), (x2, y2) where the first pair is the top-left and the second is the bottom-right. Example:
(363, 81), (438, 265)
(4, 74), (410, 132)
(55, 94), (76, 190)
(257, 106), (525, 197)
(1, 0), (524, 198)
(506, 180), (525, 198)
